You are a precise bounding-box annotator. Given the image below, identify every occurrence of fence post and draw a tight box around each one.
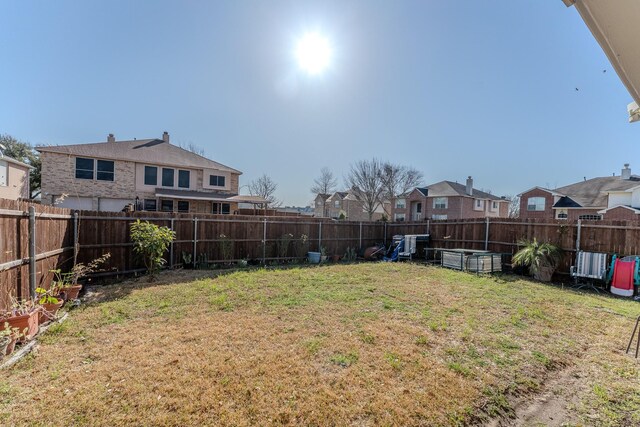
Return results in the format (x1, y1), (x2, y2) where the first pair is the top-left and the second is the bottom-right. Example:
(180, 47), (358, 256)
(73, 211), (79, 265)
(427, 220), (430, 235)
(193, 217), (198, 268)
(169, 218), (175, 268)
(28, 207), (36, 299)
(359, 222), (363, 248)
(576, 219), (581, 253)
(318, 221), (322, 251)
(263, 218), (267, 264)
(383, 222), (387, 246)
(484, 217), (490, 251)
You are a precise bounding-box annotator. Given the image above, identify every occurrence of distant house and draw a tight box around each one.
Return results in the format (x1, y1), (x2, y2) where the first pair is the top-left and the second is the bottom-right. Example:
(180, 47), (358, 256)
(324, 189), (388, 221)
(519, 164), (640, 221)
(391, 177), (509, 221)
(37, 132), (264, 213)
(0, 155), (31, 201)
(313, 193), (330, 217)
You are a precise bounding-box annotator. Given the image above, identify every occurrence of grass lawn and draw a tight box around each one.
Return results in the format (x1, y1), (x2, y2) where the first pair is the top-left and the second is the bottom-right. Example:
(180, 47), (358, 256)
(1, 263), (639, 426)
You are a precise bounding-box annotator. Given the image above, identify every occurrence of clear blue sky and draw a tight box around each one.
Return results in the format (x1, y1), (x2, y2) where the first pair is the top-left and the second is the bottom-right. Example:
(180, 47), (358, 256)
(1, 1), (638, 206)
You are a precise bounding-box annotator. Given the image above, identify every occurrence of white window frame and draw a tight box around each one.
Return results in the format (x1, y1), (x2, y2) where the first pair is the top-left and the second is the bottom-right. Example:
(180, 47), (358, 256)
(475, 199), (484, 210)
(394, 213), (406, 222)
(334, 200), (340, 208)
(433, 197), (448, 209)
(556, 209), (568, 220)
(527, 197), (546, 211)
(578, 214), (601, 221)
(432, 214), (448, 220)
(395, 198), (406, 209)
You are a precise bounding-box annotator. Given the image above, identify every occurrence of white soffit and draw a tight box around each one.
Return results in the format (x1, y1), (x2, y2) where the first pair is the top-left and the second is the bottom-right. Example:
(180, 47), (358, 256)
(564, 0), (640, 122)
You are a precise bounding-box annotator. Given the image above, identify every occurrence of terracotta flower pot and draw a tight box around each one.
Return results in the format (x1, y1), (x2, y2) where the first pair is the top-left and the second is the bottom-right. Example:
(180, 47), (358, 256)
(39, 300), (64, 324)
(3, 309), (40, 341)
(63, 285), (83, 300)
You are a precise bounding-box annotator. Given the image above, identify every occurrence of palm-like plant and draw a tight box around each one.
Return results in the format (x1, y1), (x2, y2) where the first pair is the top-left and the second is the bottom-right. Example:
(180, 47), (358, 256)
(512, 238), (563, 280)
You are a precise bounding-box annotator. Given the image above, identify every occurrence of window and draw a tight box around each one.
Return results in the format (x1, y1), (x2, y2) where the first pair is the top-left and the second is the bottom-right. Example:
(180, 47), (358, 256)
(476, 199), (484, 208)
(433, 197), (448, 209)
(334, 200), (340, 208)
(416, 202), (422, 213)
(96, 160), (114, 181)
(395, 198), (406, 209)
(178, 170), (190, 188)
(394, 213), (406, 222)
(527, 197), (546, 211)
(212, 202), (231, 215)
(556, 209), (568, 220)
(578, 214), (601, 221)
(209, 175), (225, 187)
(75, 157), (94, 179)
(161, 200), (174, 212)
(143, 199), (157, 211)
(0, 161), (7, 186)
(177, 201), (190, 212)
(432, 214), (448, 220)
(144, 166), (157, 186)
(162, 168), (174, 187)
(492, 201), (498, 210)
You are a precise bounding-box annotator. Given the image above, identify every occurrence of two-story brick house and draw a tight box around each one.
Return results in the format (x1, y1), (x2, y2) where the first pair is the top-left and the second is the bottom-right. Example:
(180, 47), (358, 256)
(322, 189), (388, 221)
(391, 177), (509, 221)
(313, 193), (330, 217)
(38, 132), (263, 213)
(0, 155), (31, 201)
(519, 164), (640, 221)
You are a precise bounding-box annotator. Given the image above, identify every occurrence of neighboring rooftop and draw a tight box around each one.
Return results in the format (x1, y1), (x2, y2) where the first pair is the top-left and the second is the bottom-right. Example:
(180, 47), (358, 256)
(425, 181), (502, 200)
(553, 175), (640, 207)
(36, 133), (241, 174)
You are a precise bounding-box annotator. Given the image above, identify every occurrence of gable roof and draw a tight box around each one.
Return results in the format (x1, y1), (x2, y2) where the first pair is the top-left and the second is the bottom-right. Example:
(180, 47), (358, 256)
(426, 181), (502, 200)
(36, 138), (241, 174)
(0, 155), (33, 169)
(553, 196), (582, 208)
(553, 175), (640, 207)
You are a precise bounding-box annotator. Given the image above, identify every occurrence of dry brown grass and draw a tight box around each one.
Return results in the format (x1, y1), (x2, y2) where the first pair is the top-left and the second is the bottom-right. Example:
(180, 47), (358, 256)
(1, 264), (639, 426)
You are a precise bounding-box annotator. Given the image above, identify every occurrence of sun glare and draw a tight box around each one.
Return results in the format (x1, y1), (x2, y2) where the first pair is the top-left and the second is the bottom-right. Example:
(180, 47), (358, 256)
(295, 32), (332, 76)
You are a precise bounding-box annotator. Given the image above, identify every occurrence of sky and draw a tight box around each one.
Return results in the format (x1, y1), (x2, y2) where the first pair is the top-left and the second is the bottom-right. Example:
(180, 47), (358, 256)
(1, 1), (638, 206)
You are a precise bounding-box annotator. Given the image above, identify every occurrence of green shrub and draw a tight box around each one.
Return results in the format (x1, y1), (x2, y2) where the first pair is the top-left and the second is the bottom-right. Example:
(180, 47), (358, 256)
(130, 220), (175, 277)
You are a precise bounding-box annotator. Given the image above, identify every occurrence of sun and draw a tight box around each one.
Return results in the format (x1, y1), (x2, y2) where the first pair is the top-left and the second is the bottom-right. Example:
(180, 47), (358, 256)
(295, 32), (332, 76)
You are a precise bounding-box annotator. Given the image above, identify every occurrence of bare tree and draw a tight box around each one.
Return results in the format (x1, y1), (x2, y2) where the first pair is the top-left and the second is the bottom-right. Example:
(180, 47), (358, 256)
(507, 195), (520, 218)
(249, 174), (281, 209)
(178, 141), (206, 157)
(310, 167), (338, 195)
(380, 162), (424, 214)
(346, 159), (385, 220)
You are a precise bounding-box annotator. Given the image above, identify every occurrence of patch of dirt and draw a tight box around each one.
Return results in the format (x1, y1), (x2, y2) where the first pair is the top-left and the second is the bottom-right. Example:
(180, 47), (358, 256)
(485, 365), (585, 427)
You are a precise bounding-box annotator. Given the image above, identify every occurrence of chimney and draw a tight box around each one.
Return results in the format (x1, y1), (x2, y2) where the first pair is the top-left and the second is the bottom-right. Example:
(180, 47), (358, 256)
(107, 133), (115, 143)
(162, 131), (170, 143)
(622, 164), (631, 180)
(466, 176), (473, 196)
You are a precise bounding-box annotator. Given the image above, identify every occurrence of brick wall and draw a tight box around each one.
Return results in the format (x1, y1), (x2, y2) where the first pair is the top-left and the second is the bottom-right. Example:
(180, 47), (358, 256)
(41, 152), (136, 202)
(601, 207), (640, 221)
(519, 189), (555, 220)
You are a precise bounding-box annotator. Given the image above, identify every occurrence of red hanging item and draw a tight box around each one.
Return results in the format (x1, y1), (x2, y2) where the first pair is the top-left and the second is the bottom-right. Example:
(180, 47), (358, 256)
(611, 259), (635, 297)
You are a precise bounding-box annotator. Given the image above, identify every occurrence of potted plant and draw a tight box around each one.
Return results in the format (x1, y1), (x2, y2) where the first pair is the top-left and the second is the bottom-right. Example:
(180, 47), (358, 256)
(0, 298), (41, 341)
(35, 287), (64, 324)
(512, 238), (563, 282)
(320, 246), (328, 263)
(51, 253), (111, 300)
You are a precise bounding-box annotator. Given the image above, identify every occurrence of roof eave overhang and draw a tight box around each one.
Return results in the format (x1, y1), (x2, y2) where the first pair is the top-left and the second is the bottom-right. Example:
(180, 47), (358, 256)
(564, 0), (640, 123)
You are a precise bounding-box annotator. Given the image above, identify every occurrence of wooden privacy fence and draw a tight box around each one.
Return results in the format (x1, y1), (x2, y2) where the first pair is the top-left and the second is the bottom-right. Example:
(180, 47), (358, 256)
(4, 198), (640, 310)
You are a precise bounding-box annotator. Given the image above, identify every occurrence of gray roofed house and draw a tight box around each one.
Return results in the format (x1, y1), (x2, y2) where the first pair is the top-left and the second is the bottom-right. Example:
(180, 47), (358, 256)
(392, 176), (509, 221)
(37, 132), (264, 213)
(519, 164), (640, 221)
